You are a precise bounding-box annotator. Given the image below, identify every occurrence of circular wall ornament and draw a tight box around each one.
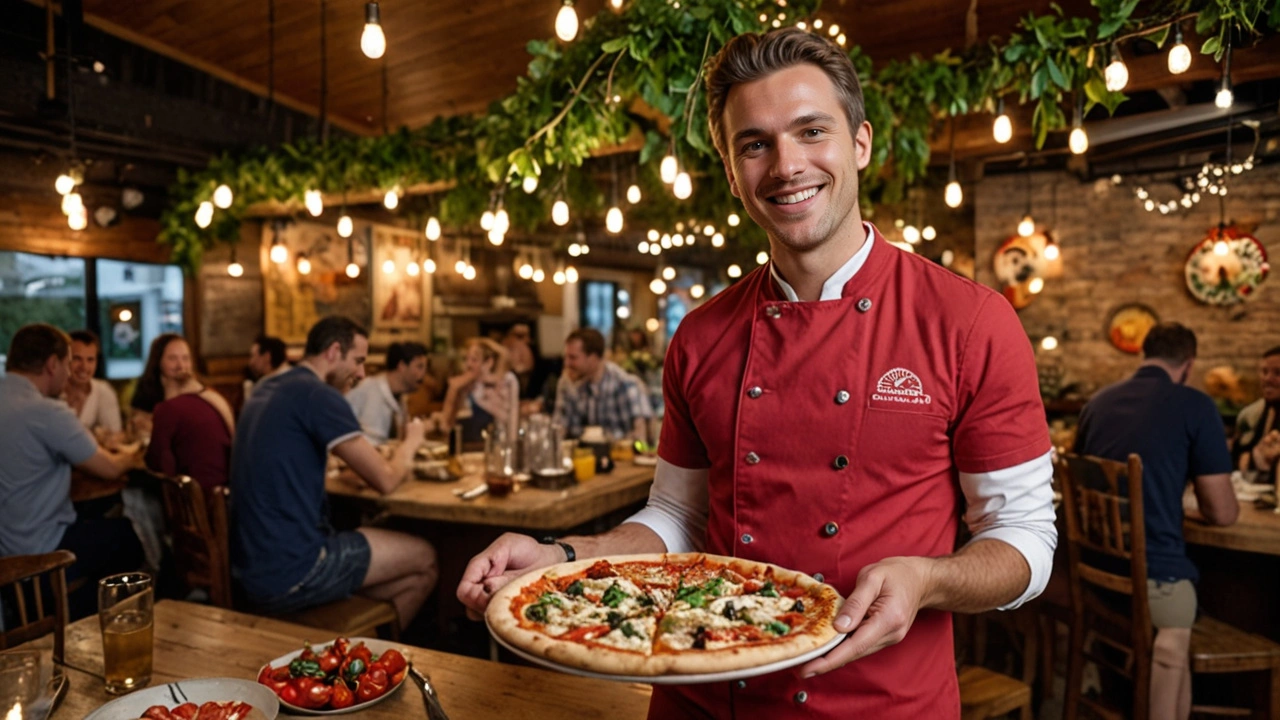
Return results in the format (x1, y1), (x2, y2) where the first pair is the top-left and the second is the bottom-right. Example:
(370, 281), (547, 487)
(1106, 303), (1159, 355)
(1185, 225), (1269, 305)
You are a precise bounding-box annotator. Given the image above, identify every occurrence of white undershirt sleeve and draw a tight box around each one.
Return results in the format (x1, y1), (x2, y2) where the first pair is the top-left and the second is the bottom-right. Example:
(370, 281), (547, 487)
(960, 449), (1058, 610)
(623, 458), (709, 554)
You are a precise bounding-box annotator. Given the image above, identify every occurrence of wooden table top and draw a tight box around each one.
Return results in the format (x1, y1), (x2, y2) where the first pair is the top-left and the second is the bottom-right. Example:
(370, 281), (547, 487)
(327, 461), (656, 531)
(1184, 491), (1280, 557)
(25, 600), (653, 719)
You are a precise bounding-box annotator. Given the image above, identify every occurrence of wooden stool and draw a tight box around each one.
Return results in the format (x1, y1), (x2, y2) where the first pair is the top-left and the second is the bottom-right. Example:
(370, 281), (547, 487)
(1189, 616), (1280, 718)
(959, 664), (1033, 720)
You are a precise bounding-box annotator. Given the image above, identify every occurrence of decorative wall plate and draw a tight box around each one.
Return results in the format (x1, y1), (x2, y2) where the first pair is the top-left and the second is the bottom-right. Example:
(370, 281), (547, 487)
(1106, 303), (1159, 355)
(993, 231), (1063, 309)
(1185, 225), (1270, 305)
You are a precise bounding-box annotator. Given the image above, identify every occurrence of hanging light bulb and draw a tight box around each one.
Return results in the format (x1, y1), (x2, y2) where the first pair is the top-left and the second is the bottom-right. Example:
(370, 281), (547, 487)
(727, 264), (742, 278)
(480, 210), (495, 231)
(62, 192), (84, 216)
(992, 99), (1013, 144)
(703, 225), (715, 237)
(522, 175), (539, 194)
(620, 184), (640, 205)
(902, 225), (921, 244)
(519, 260), (534, 279)
(555, 1), (579, 42)
(382, 259), (396, 275)
(346, 261), (360, 278)
(304, 189), (324, 217)
(662, 266), (676, 281)
(579, 243), (590, 255)
(337, 214), (354, 238)
(1213, 239), (1230, 256)
(922, 225), (937, 241)
(606, 206), (624, 234)
(672, 234), (684, 247)
(552, 199), (570, 226)
(425, 216), (441, 241)
(383, 188), (399, 210)
(649, 278), (667, 294)
(455, 258), (467, 274)
(227, 260), (244, 278)
(55, 172), (76, 195)
(1215, 79), (1233, 109)
(1028, 277), (1045, 294)
(68, 208), (87, 231)
(1068, 125), (1089, 155)
(944, 180), (962, 209)
(297, 255), (312, 275)
(712, 232), (725, 248)
(638, 241), (650, 254)
(673, 172), (692, 199)
(1017, 214), (1035, 237)
(828, 23), (840, 36)
(756, 251), (769, 265)
(463, 265), (477, 280)
(1104, 44), (1129, 92)
(1040, 336), (1059, 351)
(360, 2), (386, 59)
(270, 241), (288, 264)
(553, 268), (566, 285)
(488, 228), (505, 246)
(568, 243), (581, 257)
(494, 208), (510, 234)
(690, 283), (705, 299)
(533, 267), (546, 283)
(194, 201), (214, 228)
(213, 184), (234, 209)
(1043, 242), (1060, 261)
(660, 154), (678, 184)
(649, 243), (661, 256)
(727, 213), (740, 227)
(563, 265), (578, 283)
(660, 234), (672, 249)
(1168, 25), (1192, 75)
(423, 257), (436, 274)
(406, 260), (420, 277)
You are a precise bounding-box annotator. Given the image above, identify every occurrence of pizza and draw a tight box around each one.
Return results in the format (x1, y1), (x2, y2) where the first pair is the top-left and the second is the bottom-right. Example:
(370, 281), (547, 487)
(486, 553), (843, 676)
(140, 702), (255, 720)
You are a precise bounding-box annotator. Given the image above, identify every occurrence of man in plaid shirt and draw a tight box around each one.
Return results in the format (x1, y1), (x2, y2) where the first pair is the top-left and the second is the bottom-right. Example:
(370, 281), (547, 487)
(554, 328), (652, 442)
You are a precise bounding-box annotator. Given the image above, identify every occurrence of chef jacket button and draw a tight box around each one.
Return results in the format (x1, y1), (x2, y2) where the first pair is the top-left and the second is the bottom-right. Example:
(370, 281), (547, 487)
(741, 533), (754, 545)
(747, 386), (763, 399)
(823, 522), (839, 538)
(835, 390), (850, 405)
(794, 691), (809, 704)
(745, 451), (761, 465)
(736, 680), (747, 689)
(765, 305), (782, 319)
(813, 573), (825, 583)
(833, 455), (849, 470)
(857, 298), (873, 313)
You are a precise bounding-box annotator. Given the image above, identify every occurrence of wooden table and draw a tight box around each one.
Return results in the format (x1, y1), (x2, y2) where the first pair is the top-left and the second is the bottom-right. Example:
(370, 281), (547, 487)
(327, 461), (656, 532)
(22, 600), (652, 719)
(1183, 493), (1280, 556)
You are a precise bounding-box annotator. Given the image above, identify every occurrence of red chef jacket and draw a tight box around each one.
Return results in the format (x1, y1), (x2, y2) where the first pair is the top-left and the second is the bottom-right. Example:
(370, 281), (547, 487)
(650, 224), (1049, 719)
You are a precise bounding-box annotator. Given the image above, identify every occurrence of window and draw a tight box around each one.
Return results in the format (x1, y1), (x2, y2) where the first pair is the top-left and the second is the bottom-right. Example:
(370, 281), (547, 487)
(0, 253), (87, 373)
(580, 280), (619, 346)
(0, 251), (183, 378)
(96, 259), (185, 379)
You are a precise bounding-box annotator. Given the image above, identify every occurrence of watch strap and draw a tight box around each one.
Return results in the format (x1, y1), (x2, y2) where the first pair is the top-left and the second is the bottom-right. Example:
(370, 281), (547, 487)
(539, 535), (576, 562)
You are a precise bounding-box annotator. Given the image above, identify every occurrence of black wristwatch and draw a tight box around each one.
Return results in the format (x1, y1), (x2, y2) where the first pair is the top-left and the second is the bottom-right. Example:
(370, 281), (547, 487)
(539, 535), (576, 562)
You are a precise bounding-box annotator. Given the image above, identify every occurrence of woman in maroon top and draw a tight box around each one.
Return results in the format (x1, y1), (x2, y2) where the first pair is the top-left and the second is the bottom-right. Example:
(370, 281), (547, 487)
(141, 334), (235, 490)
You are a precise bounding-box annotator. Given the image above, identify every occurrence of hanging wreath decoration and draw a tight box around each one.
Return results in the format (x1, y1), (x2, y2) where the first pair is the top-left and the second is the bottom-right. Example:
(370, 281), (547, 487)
(1184, 224), (1270, 305)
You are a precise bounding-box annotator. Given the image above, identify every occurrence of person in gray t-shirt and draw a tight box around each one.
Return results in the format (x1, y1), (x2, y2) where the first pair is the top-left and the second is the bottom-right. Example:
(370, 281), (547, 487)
(0, 324), (142, 618)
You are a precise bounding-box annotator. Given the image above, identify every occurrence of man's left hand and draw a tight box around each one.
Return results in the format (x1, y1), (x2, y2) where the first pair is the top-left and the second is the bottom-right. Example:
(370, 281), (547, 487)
(798, 556), (935, 678)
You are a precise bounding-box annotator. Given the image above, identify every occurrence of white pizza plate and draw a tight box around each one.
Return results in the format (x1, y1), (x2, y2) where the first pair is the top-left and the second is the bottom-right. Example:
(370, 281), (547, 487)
(488, 624), (848, 685)
(83, 678), (279, 719)
(258, 637), (407, 715)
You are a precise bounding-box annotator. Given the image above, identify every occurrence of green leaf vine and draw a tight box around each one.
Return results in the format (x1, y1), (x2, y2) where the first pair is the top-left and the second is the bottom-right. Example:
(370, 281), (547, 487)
(159, 0), (1279, 272)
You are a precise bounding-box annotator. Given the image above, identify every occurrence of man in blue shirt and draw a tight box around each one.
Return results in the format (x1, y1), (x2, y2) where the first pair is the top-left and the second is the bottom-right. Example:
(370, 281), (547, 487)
(1075, 322), (1238, 720)
(553, 328), (652, 441)
(230, 316), (436, 630)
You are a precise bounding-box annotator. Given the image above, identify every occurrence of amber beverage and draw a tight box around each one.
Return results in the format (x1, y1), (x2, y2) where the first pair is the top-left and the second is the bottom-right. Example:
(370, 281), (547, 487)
(487, 471), (515, 498)
(99, 572), (154, 694)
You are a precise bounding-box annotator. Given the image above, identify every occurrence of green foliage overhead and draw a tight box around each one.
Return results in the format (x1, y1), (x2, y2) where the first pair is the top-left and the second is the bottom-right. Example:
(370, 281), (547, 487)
(158, 0), (1279, 272)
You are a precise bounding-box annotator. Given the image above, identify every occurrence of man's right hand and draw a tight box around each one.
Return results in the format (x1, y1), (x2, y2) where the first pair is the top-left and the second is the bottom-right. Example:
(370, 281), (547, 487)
(457, 533), (564, 618)
(404, 417), (426, 446)
(1255, 430), (1280, 469)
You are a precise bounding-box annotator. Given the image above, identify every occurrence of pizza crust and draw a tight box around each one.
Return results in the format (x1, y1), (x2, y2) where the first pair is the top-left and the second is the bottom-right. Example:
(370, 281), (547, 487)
(486, 552), (842, 677)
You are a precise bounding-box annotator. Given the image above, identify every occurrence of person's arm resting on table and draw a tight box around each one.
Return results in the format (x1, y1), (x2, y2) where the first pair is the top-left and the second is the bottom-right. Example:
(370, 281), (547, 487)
(332, 418), (424, 495)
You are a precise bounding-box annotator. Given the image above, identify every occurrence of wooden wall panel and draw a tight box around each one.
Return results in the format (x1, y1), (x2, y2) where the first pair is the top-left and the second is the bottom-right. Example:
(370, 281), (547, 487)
(0, 191), (171, 264)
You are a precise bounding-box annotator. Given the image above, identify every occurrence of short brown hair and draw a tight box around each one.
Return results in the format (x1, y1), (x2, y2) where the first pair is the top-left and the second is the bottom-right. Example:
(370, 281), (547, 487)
(566, 328), (606, 358)
(705, 27), (865, 160)
(1142, 323), (1197, 364)
(6, 323), (70, 373)
(304, 316), (367, 358)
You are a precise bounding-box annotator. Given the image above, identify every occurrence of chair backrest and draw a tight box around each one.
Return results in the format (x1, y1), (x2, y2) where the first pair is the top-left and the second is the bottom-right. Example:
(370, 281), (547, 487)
(157, 472), (233, 608)
(1056, 452), (1152, 718)
(0, 550), (75, 662)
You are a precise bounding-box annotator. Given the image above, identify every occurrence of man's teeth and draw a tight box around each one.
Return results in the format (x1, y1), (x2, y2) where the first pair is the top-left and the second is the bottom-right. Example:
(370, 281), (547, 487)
(772, 187), (819, 205)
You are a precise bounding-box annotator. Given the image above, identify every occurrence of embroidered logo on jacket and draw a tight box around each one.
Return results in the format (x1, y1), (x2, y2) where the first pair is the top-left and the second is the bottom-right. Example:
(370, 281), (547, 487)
(872, 368), (933, 406)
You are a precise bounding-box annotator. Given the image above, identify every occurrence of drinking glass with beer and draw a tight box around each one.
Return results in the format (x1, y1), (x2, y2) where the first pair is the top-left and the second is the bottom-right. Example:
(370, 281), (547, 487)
(98, 572), (153, 695)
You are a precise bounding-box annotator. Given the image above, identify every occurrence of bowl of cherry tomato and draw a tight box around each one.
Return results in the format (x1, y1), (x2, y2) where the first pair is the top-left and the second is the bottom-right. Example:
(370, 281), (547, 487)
(257, 637), (408, 715)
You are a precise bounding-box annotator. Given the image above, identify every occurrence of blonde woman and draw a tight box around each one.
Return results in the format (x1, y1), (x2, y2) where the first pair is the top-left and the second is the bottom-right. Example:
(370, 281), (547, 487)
(442, 338), (520, 445)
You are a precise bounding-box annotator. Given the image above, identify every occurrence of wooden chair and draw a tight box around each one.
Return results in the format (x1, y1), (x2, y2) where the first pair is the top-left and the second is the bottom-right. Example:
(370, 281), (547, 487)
(0, 550), (76, 662)
(959, 664), (1033, 720)
(1057, 452), (1280, 719)
(157, 472), (400, 640)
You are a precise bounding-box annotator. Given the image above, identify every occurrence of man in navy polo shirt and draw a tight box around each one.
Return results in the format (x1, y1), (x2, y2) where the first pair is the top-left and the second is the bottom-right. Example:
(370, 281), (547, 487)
(1075, 322), (1238, 720)
(230, 316), (437, 630)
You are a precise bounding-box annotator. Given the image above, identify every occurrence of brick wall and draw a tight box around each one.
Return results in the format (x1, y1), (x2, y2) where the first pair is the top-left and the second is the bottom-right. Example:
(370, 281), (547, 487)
(974, 164), (1280, 399)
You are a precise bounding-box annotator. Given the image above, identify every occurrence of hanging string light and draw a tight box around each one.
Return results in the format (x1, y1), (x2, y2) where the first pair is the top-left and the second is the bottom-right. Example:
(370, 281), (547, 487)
(227, 246), (244, 277)
(660, 147), (678, 184)
(383, 186), (400, 210)
(944, 118), (962, 208)
(1215, 38), (1234, 109)
(553, 259), (567, 285)
(1017, 170), (1035, 237)
(727, 264), (742, 278)
(195, 201), (214, 228)
(422, 244), (436, 274)
(606, 159), (624, 233)
(727, 213), (740, 227)
(297, 253), (312, 275)
(361, 2), (386, 59)
(424, 216), (441, 241)
(213, 184), (234, 209)
(711, 232), (725, 248)
(673, 171), (693, 200)
(1068, 95), (1089, 155)
(992, 98), (1013, 144)
(662, 266), (676, 281)
(690, 284), (705, 299)
(1103, 43), (1129, 92)
(337, 212), (354, 238)
(552, 198), (570, 226)
(522, 175), (539, 193)
(755, 251), (769, 265)
(345, 234), (360, 278)
(1167, 24), (1192, 75)
(304, 189), (324, 217)
(269, 225), (288, 264)
(555, 0), (579, 42)
(922, 225), (937, 241)
(565, 264), (579, 283)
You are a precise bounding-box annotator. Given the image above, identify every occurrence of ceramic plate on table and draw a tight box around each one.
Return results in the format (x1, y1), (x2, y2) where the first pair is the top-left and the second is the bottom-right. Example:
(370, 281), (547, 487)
(82, 678), (279, 719)
(259, 637), (407, 715)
